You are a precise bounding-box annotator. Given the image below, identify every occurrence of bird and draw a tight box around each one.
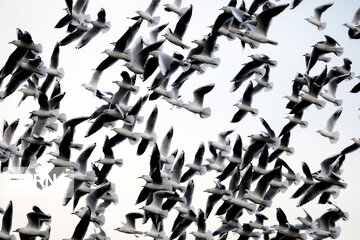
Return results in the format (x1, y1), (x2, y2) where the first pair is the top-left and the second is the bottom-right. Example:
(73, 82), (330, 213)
(320, 73), (351, 106)
(132, 0), (161, 26)
(243, 166), (281, 208)
(40, 43), (64, 93)
(137, 105), (158, 155)
(343, 7), (360, 39)
(164, 0), (188, 17)
(114, 212), (144, 237)
(182, 83), (215, 118)
(164, 5), (193, 49)
(124, 40), (165, 74)
(0, 201), (14, 240)
(180, 143), (206, 182)
(96, 19), (142, 73)
(231, 81), (258, 123)
(305, 3), (334, 30)
(244, 4), (289, 45)
(316, 108), (342, 143)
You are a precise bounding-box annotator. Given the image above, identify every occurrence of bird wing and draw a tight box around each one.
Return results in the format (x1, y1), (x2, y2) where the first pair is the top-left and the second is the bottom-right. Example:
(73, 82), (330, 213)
(145, 106), (158, 134)
(255, 4), (289, 36)
(325, 108), (342, 132)
(145, 0), (161, 16)
(161, 127), (173, 156)
(314, 3), (333, 21)
(193, 83), (215, 107)
(173, 5), (192, 39)
(76, 143), (96, 173)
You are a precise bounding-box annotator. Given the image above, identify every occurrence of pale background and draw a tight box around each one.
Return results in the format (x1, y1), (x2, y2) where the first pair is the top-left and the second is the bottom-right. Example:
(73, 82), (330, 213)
(0, 0), (359, 239)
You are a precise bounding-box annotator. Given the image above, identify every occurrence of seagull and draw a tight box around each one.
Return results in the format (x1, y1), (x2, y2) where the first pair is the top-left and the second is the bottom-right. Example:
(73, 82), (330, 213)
(164, 5), (192, 49)
(244, 4), (289, 45)
(180, 143), (206, 182)
(137, 105), (158, 155)
(341, 137), (360, 155)
(66, 207), (91, 240)
(0, 29), (32, 86)
(279, 111), (307, 137)
(316, 108), (342, 143)
(231, 81), (258, 123)
(40, 43), (64, 93)
(182, 83), (215, 118)
(54, 0), (89, 29)
(190, 33), (220, 67)
(13, 206), (51, 240)
(1, 57), (46, 99)
(95, 137), (123, 184)
(114, 212), (143, 236)
(222, 165), (257, 215)
(124, 40), (165, 74)
(305, 3), (334, 30)
(244, 166), (281, 207)
(343, 7), (360, 39)
(140, 190), (175, 218)
(190, 209), (212, 240)
(204, 181), (231, 218)
(218, 134), (243, 181)
(97, 19), (142, 73)
(132, 0), (161, 26)
(268, 132), (294, 162)
(320, 73), (351, 106)
(76, 8), (111, 49)
(208, 129), (233, 156)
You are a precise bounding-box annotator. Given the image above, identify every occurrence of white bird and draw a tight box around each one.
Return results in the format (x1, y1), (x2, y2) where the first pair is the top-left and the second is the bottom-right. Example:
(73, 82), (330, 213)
(245, 4), (289, 45)
(164, 5), (193, 49)
(76, 8), (111, 49)
(316, 108), (342, 143)
(305, 3), (334, 30)
(114, 212), (143, 236)
(164, 0), (188, 17)
(231, 81), (258, 123)
(343, 7), (360, 38)
(182, 83), (215, 118)
(320, 73), (351, 106)
(133, 0), (161, 26)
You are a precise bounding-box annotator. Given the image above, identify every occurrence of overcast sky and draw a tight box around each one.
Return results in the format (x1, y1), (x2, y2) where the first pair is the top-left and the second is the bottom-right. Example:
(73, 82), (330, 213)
(0, 0), (359, 239)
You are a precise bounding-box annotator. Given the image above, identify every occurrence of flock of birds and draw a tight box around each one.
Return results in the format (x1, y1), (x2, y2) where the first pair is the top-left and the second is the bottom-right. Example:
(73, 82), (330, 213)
(0, 0), (359, 239)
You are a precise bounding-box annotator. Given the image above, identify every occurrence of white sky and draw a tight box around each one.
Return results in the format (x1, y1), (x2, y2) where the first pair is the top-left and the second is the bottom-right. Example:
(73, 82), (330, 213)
(0, 0), (359, 239)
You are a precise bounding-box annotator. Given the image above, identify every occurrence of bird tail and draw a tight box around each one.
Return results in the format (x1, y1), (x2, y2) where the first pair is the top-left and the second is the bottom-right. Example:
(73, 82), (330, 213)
(94, 214), (105, 227)
(34, 43), (43, 53)
(264, 82), (273, 92)
(318, 22), (327, 31)
(87, 171), (96, 184)
(294, 172), (302, 185)
(250, 108), (258, 116)
(335, 47), (344, 56)
(285, 147), (295, 155)
(300, 120), (308, 128)
(57, 67), (65, 80)
(211, 58), (220, 67)
(101, 22), (111, 33)
(200, 107), (211, 118)
(128, 132), (141, 145)
(136, 116), (144, 124)
(245, 202), (257, 215)
(331, 187), (340, 199)
(335, 99), (343, 107)
(330, 227), (341, 239)
(124, 115), (135, 126)
(315, 99), (326, 109)
(329, 132), (340, 144)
